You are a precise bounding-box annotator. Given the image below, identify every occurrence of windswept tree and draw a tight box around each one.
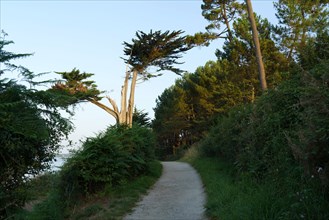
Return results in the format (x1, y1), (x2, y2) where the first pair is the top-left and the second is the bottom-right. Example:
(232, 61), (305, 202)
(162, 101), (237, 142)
(53, 30), (191, 127)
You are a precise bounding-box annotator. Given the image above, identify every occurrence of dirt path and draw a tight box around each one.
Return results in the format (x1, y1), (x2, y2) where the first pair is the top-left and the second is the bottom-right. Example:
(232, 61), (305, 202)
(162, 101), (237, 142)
(124, 161), (206, 220)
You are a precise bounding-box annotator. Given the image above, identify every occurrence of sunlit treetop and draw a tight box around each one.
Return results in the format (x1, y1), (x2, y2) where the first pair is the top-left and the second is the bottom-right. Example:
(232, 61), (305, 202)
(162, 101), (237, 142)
(122, 30), (192, 78)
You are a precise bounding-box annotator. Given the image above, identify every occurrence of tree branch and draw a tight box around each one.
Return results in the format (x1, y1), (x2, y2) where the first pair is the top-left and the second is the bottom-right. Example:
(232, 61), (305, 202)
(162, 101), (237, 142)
(87, 98), (119, 123)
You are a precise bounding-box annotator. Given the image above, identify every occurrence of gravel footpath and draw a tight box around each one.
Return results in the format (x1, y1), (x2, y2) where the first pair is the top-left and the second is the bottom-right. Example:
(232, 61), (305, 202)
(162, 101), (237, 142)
(124, 161), (206, 220)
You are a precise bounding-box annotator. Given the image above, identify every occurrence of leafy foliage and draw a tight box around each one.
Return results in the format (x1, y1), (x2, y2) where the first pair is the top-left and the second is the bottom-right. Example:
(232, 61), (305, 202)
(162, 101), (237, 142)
(59, 124), (156, 205)
(201, 0), (244, 41)
(123, 30), (192, 76)
(0, 33), (73, 218)
(153, 14), (289, 158)
(200, 54), (329, 194)
(132, 108), (152, 128)
(53, 30), (192, 127)
(51, 68), (103, 105)
(273, 0), (329, 59)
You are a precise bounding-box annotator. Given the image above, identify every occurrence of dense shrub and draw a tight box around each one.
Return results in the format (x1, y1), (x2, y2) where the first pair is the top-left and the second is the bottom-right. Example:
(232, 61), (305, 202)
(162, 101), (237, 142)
(59, 124), (156, 202)
(199, 66), (329, 218)
(201, 67), (329, 186)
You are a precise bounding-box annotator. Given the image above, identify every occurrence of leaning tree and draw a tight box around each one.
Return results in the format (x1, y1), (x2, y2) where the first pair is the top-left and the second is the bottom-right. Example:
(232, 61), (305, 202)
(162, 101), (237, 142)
(53, 30), (191, 127)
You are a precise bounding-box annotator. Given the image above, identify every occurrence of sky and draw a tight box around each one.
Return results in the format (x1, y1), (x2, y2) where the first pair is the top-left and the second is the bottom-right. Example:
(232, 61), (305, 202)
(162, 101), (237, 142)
(1, 0), (278, 152)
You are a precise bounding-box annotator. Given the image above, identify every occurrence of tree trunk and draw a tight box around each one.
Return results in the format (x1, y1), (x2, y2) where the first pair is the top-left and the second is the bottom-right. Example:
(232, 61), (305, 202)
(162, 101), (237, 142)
(222, 4), (233, 42)
(88, 98), (120, 123)
(127, 70), (138, 127)
(120, 69), (130, 123)
(246, 0), (267, 91)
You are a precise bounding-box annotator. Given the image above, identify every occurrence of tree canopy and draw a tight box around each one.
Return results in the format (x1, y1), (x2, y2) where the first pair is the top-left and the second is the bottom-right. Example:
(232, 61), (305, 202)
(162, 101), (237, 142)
(53, 30), (192, 127)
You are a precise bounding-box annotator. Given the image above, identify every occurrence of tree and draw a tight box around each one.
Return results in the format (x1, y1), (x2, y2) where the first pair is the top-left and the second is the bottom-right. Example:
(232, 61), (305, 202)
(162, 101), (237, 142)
(0, 32), (73, 218)
(132, 108), (152, 128)
(153, 61), (244, 157)
(216, 14), (289, 99)
(53, 30), (191, 127)
(273, 0), (329, 60)
(201, 0), (243, 42)
(245, 0), (267, 91)
(186, 0), (243, 47)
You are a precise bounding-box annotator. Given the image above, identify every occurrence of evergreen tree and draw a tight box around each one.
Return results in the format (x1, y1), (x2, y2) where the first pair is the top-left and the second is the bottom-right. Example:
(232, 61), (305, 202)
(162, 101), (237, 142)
(54, 30), (191, 127)
(0, 32), (73, 218)
(273, 0), (329, 60)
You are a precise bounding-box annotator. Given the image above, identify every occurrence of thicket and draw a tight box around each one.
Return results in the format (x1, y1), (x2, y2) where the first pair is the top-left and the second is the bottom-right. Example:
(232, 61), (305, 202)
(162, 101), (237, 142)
(0, 33), (73, 219)
(200, 38), (329, 217)
(59, 124), (156, 208)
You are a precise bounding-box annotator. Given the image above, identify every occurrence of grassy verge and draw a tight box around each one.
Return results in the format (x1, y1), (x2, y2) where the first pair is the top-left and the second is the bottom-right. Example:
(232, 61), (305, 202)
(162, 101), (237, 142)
(14, 161), (162, 220)
(184, 153), (329, 220)
(187, 157), (278, 220)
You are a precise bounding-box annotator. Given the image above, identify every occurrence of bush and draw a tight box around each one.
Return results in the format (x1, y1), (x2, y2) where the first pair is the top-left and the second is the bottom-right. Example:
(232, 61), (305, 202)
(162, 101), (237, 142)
(201, 68), (329, 190)
(59, 124), (156, 203)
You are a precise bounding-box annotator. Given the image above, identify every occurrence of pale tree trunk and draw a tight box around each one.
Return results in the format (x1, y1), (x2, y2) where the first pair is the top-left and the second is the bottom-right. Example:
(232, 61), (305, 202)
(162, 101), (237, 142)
(119, 69), (130, 124)
(246, 0), (267, 91)
(87, 67), (139, 127)
(127, 70), (138, 127)
(88, 98), (120, 124)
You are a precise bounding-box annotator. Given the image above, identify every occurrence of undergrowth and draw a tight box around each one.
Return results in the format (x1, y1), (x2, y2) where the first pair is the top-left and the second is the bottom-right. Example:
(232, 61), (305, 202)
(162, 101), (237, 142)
(186, 153), (329, 220)
(13, 161), (162, 220)
(13, 124), (161, 219)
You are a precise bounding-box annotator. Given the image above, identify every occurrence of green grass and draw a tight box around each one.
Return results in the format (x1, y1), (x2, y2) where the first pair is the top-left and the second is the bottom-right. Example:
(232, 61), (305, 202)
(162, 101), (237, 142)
(13, 161), (162, 220)
(87, 160), (163, 220)
(183, 150), (329, 220)
(189, 157), (277, 220)
(13, 172), (65, 220)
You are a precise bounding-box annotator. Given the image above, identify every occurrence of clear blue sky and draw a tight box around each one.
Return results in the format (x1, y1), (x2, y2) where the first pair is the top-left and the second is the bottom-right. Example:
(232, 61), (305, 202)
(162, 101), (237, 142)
(1, 0), (277, 152)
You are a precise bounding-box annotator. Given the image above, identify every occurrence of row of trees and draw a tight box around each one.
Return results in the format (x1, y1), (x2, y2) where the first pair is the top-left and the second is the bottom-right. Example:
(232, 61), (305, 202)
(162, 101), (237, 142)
(153, 0), (329, 171)
(199, 27), (329, 219)
(153, 0), (329, 156)
(153, 0), (329, 216)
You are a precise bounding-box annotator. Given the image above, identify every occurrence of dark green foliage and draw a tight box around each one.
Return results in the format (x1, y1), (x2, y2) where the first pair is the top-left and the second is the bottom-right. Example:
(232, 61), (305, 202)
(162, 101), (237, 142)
(122, 30), (192, 76)
(201, 0), (244, 41)
(200, 61), (329, 205)
(216, 14), (290, 95)
(273, 0), (329, 59)
(189, 156), (329, 220)
(153, 61), (246, 159)
(132, 108), (152, 128)
(13, 161), (162, 219)
(51, 68), (103, 106)
(0, 33), (73, 218)
(153, 14), (290, 159)
(59, 124), (156, 204)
